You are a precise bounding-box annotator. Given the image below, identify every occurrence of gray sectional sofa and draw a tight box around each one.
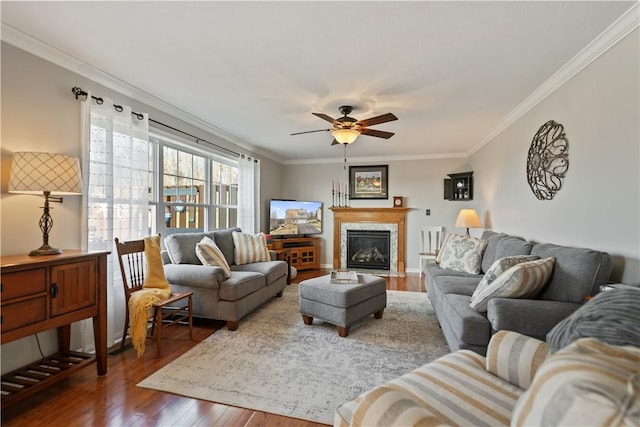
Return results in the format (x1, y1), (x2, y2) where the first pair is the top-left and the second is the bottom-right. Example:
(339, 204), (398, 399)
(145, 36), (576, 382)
(425, 230), (612, 355)
(161, 228), (287, 331)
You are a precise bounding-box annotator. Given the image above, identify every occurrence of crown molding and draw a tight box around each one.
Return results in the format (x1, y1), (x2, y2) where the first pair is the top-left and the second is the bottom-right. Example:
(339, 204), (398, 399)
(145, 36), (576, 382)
(469, 2), (640, 155)
(283, 151), (468, 165)
(1, 23), (280, 163)
(3, 2), (637, 166)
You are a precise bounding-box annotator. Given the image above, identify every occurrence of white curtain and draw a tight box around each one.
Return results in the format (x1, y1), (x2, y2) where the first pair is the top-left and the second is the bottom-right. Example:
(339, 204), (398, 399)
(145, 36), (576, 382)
(238, 155), (260, 234)
(80, 93), (150, 350)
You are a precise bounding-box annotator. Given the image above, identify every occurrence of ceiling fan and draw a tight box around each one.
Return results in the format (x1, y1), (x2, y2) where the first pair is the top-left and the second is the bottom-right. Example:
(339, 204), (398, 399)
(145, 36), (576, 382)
(291, 105), (398, 145)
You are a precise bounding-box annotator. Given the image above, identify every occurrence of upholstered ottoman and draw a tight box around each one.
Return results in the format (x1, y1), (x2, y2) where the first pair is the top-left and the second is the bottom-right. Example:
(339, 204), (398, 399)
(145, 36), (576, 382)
(299, 274), (387, 337)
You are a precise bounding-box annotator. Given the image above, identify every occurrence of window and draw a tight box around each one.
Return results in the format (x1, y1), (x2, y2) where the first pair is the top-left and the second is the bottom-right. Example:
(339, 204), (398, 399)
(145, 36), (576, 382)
(211, 160), (238, 229)
(150, 131), (238, 237)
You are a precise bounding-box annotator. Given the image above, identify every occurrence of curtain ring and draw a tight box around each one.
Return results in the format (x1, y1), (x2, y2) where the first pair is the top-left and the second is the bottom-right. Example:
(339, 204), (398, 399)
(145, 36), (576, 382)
(95, 97), (104, 105)
(114, 104), (124, 113)
(132, 112), (144, 120)
(71, 87), (87, 100)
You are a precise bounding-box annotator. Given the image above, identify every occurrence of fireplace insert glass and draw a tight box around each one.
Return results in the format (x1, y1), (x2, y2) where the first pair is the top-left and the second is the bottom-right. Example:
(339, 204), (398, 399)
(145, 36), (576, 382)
(346, 230), (391, 270)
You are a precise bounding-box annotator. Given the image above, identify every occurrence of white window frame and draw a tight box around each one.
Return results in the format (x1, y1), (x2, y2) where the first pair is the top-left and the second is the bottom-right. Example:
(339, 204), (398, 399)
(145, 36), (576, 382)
(149, 128), (239, 238)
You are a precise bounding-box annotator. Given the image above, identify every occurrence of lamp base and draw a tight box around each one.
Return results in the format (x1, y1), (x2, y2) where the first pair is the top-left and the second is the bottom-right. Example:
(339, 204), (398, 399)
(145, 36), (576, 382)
(29, 245), (63, 256)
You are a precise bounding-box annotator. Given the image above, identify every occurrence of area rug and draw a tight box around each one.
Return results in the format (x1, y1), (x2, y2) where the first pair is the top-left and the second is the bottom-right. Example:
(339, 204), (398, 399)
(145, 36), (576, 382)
(138, 285), (449, 425)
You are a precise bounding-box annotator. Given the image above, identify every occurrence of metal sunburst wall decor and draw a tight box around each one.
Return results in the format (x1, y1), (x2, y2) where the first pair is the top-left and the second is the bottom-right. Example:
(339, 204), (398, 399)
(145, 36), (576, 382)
(526, 120), (569, 200)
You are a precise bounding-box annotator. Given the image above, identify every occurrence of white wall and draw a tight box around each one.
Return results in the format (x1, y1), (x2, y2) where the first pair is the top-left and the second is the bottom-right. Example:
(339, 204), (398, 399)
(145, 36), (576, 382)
(282, 158), (472, 268)
(470, 30), (639, 283)
(0, 43), (283, 373)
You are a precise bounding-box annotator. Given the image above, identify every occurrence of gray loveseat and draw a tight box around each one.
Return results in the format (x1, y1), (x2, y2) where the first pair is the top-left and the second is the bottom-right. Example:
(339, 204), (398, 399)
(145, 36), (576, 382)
(161, 228), (287, 331)
(425, 230), (612, 355)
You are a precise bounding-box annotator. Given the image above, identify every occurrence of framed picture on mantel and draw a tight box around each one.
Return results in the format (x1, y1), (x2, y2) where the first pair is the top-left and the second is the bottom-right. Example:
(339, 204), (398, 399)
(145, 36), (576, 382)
(349, 165), (388, 200)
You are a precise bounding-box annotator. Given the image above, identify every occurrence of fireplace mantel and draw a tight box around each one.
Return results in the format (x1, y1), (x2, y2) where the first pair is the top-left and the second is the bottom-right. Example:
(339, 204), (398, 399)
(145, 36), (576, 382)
(330, 207), (409, 273)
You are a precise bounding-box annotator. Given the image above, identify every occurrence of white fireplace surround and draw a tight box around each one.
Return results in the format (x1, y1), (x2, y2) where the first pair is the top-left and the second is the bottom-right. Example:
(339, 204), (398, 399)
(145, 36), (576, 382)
(341, 222), (398, 274)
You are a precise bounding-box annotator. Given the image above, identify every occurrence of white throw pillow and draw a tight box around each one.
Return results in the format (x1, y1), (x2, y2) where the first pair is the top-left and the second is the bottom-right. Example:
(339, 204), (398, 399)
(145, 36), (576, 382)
(469, 257), (555, 312)
(438, 235), (488, 274)
(195, 236), (231, 279)
(232, 231), (270, 265)
(472, 255), (539, 301)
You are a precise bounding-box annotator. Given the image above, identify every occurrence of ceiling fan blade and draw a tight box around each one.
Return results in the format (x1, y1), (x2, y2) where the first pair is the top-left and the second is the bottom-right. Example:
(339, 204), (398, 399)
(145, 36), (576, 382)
(357, 113), (398, 127)
(290, 129), (331, 136)
(312, 112), (339, 125)
(360, 128), (395, 139)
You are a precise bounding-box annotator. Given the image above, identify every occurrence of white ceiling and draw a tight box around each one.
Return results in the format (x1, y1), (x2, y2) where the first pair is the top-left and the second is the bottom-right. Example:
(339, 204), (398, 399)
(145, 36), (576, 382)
(1, 1), (636, 163)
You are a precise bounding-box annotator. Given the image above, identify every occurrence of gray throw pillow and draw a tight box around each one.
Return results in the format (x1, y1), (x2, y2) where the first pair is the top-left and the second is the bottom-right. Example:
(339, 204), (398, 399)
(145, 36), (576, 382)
(546, 287), (640, 353)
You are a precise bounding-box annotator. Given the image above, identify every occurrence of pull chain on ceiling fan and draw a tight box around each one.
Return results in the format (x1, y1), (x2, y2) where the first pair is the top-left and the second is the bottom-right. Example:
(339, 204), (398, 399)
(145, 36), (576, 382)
(343, 143), (348, 170)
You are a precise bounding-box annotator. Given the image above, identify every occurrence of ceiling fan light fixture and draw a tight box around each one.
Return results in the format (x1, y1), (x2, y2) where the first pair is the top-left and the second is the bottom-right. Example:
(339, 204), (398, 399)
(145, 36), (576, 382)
(331, 128), (360, 144)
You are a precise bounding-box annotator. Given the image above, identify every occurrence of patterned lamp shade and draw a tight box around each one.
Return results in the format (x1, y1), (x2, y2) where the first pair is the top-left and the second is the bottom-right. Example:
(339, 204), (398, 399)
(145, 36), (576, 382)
(9, 152), (82, 195)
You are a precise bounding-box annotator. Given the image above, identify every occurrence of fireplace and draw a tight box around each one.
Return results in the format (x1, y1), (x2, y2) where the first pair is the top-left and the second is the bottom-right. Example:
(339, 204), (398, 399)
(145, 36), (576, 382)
(346, 230), (391, 270)
(330, 207), (408, 275)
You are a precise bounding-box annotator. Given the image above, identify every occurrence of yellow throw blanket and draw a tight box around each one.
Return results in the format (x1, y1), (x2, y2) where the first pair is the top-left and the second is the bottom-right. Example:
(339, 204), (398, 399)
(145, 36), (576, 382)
(128, 235), (172, 357)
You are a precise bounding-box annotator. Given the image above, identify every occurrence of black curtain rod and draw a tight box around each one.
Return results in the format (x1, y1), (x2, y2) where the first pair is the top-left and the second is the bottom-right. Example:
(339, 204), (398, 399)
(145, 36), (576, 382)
(71, 86), (241, 157)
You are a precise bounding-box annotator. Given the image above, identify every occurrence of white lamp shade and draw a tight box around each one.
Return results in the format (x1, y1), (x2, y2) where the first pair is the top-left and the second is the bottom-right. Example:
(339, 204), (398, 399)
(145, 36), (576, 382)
(9, 152), (83, 195)
(330, 128), (360, 144)
(455, 208), (483, 229)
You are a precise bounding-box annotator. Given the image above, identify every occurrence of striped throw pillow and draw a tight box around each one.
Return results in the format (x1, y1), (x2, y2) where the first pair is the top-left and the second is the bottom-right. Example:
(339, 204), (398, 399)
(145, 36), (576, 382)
(512, 338), (640, 426)
(486, 331), (549, 389)
(473, 255), (539, 298)
(469, 257), (555, 312)
(232, 231), (270, 265)
(195, 236), (231, 279)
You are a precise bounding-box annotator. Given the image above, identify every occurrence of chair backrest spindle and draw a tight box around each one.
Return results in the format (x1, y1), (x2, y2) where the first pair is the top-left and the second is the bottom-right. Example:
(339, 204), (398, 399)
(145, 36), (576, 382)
(420, 226), (445, 254)
(115, 236), (156, 298)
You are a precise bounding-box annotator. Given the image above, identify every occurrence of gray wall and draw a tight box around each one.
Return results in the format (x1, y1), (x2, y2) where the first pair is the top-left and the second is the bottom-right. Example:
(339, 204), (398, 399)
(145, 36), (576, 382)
(282, 159), (473, 268)
(1, 42), (283, 256)
(281, 30), (639, 283)
(470, 29), (639, 283)
(0, 42), (283, 373)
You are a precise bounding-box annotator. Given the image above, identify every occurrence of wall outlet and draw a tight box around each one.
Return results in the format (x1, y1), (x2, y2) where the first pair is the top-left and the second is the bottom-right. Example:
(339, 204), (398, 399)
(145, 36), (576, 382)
(426, 209), (431, 216)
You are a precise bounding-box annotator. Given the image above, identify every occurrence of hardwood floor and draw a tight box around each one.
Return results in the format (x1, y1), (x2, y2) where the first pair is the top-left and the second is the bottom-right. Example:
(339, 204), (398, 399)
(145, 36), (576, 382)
(1, 270), (424, 427)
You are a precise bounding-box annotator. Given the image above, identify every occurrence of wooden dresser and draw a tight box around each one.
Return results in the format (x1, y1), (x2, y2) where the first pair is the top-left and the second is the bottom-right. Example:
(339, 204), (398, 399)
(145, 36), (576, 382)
(0, 250), (109, 408)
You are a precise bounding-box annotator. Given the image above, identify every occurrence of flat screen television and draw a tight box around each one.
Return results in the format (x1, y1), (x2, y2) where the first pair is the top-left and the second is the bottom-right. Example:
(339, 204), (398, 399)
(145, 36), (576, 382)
(269, 199), (323, 236)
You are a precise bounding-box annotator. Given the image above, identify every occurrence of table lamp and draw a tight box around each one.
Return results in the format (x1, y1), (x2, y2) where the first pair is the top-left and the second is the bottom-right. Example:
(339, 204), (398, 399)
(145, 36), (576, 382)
(9, 152), (83, 256)
(454, 208), (483, 237)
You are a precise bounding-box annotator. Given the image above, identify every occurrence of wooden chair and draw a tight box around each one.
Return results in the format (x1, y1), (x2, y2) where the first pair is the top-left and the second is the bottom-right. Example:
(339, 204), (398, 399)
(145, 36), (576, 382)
(115, 236), (193, 358)
(418, 226), (445, 278)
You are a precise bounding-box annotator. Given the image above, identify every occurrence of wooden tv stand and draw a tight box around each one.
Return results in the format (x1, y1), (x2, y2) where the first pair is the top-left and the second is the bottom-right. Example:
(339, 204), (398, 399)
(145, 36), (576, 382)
(269, 237), (320, 270)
